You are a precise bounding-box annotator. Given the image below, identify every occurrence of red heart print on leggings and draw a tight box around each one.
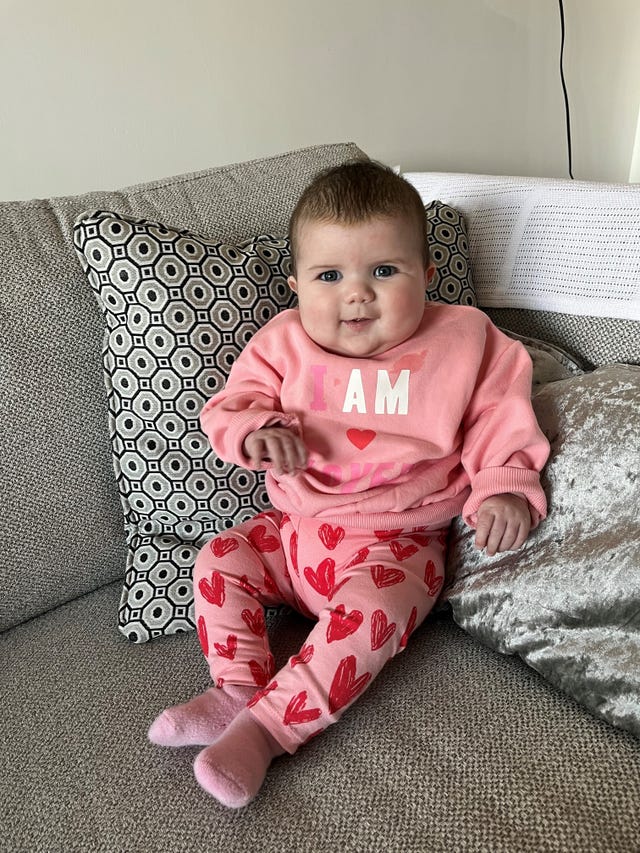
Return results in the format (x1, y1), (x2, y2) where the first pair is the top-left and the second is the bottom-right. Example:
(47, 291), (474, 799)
(214, 633), (237, 660)
(304, 558), (336, 596)
(249, 654), (276, 688)
(345, 547), (370, 568)
(242, 606), (266, 637)
(370, 609), (396, 650)
(248, 681), (278, 708)
(291, 644), (314, 667)
(389, 540), (419, 562)
(289, 530), (299, 575)
(318, 523), (345, 550)
(400, 606), (418, 649)
(210, 536), (239, 558)
(424, 560), (443, 597)
(197, 615), (209, 657)
(326, 605), (363, 643)
(329, 655), (372, 714)
(199, 570), (225, 606)
(283, 691), (323, 726)
(371, 565), (405, 588)
(248, 524), (280, 553)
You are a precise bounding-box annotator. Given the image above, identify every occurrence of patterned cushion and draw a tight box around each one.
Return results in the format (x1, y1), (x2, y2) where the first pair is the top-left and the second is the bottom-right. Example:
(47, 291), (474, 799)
(74, 202), (476, 643)
(426, 201), (475, 307)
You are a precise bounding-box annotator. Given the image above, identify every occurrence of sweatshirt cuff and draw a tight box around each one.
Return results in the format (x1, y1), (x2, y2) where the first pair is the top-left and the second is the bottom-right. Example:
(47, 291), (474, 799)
(462, 466), (547, 529)
(227, 410), (301, 469)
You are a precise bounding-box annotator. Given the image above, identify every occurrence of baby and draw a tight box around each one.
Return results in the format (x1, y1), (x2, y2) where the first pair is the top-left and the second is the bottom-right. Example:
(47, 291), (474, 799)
(148, 161), (550, 807)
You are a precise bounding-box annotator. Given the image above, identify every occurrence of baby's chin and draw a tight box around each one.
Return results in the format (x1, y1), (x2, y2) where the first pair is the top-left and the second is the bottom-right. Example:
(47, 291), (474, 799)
(302, 332), (405, 359)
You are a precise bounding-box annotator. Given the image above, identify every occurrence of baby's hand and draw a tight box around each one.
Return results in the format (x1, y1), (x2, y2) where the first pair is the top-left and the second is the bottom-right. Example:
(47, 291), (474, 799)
(243, 427), (308, 475)
(474, 493), (531, 556)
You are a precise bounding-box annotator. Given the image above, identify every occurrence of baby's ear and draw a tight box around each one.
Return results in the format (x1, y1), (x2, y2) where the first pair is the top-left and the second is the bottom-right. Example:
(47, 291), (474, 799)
(288, 276), (298, 293)
(425, 262), (436, 287)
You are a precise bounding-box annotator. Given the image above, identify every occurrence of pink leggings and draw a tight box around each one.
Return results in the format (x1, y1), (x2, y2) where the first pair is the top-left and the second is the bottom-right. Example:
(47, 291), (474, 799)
(194, 510), (447, 753)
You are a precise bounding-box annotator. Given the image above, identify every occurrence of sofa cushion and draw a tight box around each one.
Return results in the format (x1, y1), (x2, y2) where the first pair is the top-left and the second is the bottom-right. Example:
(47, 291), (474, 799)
(3, 589), (640, 852)
(444, 364), (640, 739)
(0, 142), (366, 632)
(72, 201), (476, 643)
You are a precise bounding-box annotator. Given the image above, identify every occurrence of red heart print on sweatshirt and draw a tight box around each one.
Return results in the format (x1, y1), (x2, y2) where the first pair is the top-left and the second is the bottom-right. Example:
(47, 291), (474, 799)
(327, 605), (364, 643)
(318, 523), (345, 550)
(242, 606), (266, 637)
(291, 644), (314, 668)
(214, 633), (237, 660)
(370, 609), (396, 651)
(197, 615), (209, 657)
(389, 541), (419, 562)
(346, 429), (376, 450)
(210, 536), (239, 558)
(371, 565), (405, 588)
(400, 606), (418, 649)
(248, 524), (280, 553)
(329, 655), (372, 714)
(249, 654), (275, 687)
(199, 570), (226, 606)
(424, 560), (443, 597)
(284, 691), (323, 726)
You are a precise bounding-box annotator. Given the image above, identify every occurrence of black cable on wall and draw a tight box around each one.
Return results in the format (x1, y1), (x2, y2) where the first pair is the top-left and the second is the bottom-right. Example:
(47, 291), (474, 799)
(558, 0), (574, 179)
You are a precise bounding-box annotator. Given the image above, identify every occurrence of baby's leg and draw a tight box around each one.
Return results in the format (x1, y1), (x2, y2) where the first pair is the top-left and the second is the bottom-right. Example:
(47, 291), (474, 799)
(194, 526), (446, 805)
(149, 512), (294, 747)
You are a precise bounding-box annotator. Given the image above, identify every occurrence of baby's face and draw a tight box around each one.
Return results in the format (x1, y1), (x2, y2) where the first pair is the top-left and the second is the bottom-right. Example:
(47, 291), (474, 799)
(289, 216), (433, 358)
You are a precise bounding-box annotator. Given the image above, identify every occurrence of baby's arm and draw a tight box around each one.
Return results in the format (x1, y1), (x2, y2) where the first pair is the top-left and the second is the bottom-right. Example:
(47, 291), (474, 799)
(200, 323), (303, 469)
(460, 327), (550, 533)
(243, 427), (308, 475)
(474, 492), (531, 556)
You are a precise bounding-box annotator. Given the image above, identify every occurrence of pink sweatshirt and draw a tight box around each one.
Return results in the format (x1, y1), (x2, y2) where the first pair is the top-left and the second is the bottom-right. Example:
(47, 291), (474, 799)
(200, 304), (549, 531)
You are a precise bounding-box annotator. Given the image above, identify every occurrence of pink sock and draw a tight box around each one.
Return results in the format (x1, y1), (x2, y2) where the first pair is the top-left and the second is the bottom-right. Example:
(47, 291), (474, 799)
(147, 684), (256, 747)
(193, 708), (285, 808)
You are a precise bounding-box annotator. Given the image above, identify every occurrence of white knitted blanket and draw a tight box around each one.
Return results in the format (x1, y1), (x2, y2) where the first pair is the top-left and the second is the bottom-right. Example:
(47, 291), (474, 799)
(404, 172), (640, 321)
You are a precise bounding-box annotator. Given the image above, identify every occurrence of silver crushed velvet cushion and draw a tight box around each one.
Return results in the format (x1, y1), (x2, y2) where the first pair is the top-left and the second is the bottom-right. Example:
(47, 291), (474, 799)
(443, 364), (640, 738)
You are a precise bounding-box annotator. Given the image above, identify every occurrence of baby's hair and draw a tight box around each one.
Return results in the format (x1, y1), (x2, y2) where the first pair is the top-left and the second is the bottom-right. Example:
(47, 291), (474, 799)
(289, 160), (430, 273)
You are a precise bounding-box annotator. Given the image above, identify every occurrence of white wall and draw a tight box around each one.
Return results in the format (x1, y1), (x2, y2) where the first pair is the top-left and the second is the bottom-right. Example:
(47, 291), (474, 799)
(0, 0), (638, 200)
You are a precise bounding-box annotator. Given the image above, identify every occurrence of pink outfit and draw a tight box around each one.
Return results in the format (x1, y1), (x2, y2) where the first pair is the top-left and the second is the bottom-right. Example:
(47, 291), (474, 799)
(195, 303), (550, 752)
(194, 510), (447, 753)
(201, 304), (549, 528)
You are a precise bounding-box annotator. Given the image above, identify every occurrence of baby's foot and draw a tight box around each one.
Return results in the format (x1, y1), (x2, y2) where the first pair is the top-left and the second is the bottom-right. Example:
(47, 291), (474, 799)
(193, 708), (285, 808)
(148, 684), (256, 747)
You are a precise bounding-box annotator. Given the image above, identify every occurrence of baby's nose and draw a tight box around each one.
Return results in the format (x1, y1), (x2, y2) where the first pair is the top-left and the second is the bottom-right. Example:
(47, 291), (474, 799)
(346, 278), (374, 302)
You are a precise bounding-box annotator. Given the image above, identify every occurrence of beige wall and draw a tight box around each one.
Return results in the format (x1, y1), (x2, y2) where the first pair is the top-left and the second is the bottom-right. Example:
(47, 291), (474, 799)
(0, 0), (638, 200)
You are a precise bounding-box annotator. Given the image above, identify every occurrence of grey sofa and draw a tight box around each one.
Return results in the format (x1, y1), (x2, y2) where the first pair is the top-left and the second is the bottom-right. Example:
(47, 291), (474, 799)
(2, 142), (639, 853)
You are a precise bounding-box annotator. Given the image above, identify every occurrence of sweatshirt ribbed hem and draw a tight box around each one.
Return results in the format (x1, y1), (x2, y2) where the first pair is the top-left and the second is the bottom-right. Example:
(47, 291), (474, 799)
(308, 495), (466, 532)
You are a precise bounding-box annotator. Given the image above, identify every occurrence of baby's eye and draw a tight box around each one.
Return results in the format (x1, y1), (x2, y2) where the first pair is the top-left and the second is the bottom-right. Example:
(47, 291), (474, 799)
(319, 270), (341, 283)
(374, 265), (397, 278)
